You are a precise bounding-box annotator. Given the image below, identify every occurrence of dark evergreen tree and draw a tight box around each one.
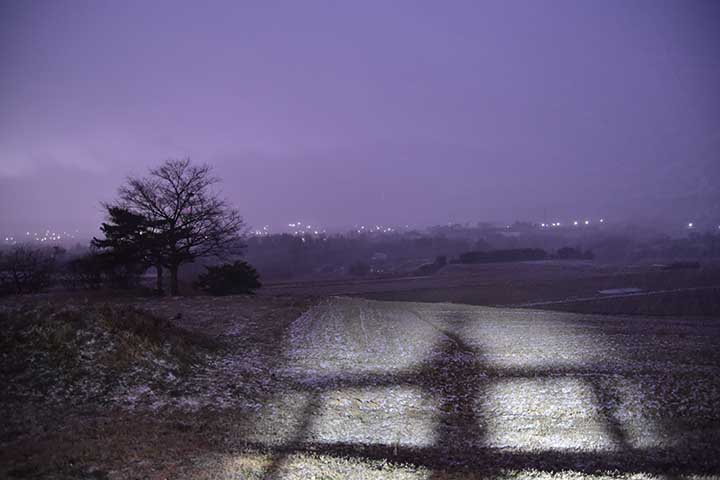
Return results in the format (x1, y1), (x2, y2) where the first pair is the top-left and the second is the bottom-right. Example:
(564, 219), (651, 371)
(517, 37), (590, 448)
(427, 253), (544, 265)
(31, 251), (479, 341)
(92, 206), (160, 290)
(194, 261), (261, 295)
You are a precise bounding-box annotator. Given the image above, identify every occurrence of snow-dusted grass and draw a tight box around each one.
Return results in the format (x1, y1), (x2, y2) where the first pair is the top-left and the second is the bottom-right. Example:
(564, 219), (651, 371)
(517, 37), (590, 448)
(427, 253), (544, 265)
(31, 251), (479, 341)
(236, 298), (720, 477)
(1, 295), (719, 479)
(0, 303), (206, 410)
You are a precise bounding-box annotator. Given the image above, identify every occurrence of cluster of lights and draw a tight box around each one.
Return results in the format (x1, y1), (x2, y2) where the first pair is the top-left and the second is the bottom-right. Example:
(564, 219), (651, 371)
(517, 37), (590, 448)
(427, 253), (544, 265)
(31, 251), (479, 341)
(2, 229), (78, 244)
(31, 229), (77, 242)
(687, 222), (720, 230)
(540, 218), (605, 228)
(355, 225), (395, 234)
(574, 218), (603, 226)
(251, 225), (271, 236)
(287, 221), (326, 237)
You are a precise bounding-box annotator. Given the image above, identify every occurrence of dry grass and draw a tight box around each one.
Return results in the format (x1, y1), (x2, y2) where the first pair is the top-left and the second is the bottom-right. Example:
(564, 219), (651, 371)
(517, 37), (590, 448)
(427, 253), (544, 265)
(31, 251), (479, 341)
(1, 302), (204, 364)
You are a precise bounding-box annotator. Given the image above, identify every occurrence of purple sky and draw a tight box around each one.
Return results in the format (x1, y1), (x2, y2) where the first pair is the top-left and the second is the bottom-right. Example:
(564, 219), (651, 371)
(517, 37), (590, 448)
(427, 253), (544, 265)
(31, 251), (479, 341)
(1, 0), (718, 235)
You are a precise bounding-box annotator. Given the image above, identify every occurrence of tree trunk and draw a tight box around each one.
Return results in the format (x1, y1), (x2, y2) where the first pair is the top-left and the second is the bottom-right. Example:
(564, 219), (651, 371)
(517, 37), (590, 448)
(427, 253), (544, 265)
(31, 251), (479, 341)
(169, 264), (179, 296)
(155, 263), (164, 296)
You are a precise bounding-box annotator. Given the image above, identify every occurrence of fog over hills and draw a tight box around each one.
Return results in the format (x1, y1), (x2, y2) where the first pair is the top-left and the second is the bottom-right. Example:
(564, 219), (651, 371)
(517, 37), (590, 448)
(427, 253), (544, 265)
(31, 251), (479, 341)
(1, 0), (718, 235)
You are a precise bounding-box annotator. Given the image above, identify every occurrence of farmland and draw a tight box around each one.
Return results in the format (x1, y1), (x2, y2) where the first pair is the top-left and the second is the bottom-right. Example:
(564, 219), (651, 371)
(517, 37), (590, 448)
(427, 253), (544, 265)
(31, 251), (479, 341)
(263, 260), (720, 316)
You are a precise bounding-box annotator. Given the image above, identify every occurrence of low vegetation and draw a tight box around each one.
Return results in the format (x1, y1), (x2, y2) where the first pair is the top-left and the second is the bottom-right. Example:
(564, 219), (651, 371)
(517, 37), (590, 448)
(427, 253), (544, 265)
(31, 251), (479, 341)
(454, 248), (548, 264)
(194, 260), (262, 295)
(0, 303), (212, 409)
(0, 246), (62, 295)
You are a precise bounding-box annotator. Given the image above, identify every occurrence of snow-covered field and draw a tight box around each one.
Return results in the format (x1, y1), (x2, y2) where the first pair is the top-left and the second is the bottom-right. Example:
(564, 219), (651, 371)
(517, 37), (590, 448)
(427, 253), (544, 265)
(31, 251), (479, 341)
(240, 298), (720, 475)
(1, 295), (719, 479)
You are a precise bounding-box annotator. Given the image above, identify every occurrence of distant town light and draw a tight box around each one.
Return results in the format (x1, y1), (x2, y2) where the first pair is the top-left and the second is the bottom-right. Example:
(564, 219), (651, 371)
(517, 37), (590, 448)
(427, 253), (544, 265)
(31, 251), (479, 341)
(688, 222), (694, 228)
(599, 218), (604, 223)
(584, 220), (590, 225)
(573, 221), (578, 226)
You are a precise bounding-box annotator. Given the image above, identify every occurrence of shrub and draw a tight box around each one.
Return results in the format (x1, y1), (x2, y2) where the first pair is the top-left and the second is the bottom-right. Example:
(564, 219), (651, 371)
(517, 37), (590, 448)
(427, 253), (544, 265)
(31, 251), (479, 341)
(65, 253), (107, 290)
(556, 247), (595, 260)
(414, 255), (448, 276)
(457, 248), (547, 264)
(0, 245), (59, 295)
(194, 261), (262, 295)
(556, 246), (581, 259)
(348, 260), (370, 276)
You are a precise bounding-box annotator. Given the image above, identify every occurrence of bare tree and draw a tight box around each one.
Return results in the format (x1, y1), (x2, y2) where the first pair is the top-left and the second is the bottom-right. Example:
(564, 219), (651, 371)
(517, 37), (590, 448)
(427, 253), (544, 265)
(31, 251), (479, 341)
(117, 158), (245, 295)
(0, 245), (60, 294)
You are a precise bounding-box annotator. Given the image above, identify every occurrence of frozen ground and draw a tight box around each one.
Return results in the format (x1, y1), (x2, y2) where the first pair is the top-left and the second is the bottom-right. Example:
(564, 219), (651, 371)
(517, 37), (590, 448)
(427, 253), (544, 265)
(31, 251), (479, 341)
(1, 295), (719, 479)
(232, 298), (720, 478)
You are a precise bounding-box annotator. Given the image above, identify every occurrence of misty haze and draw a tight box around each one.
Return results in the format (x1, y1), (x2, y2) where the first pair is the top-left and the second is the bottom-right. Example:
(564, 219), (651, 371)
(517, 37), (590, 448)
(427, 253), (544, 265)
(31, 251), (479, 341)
(1, 1), (719, 479)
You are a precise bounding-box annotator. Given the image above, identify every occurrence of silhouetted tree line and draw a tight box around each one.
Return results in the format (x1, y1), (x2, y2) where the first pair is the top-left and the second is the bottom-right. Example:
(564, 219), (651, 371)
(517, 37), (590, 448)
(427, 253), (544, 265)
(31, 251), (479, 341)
(244, 234), (472, 280)
(243, 229), (720, 281)
(554, 247), (595, 260)
(634, 232), (720, 260)
(454, 248), (548, 264)
(0, 246), (63, 295)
